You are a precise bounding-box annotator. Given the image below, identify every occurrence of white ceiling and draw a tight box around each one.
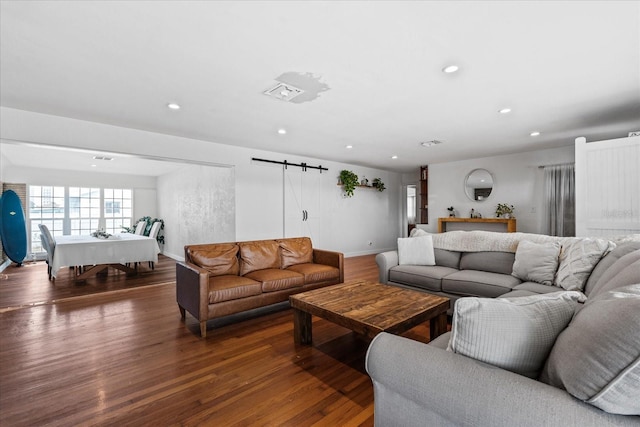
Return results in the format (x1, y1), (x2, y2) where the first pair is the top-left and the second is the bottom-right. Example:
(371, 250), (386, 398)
(1, 1), (639, 174)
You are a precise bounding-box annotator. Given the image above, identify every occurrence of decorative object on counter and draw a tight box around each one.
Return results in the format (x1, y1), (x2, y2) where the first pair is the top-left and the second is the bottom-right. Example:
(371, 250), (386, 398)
(372, 178), (386, 192)
(495, 203), (514, 218)
(447, 206), (456, 217)
(122, 216), (165, 244)
(339, 169), (359, 197)
(360, 177), (369, 186)
(91, 229), (112, 239)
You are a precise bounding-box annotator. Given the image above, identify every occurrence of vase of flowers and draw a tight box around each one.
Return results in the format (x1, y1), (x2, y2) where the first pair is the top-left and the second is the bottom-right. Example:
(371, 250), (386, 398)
(447, 206), (456, 217)
(495, 203), (514, 218)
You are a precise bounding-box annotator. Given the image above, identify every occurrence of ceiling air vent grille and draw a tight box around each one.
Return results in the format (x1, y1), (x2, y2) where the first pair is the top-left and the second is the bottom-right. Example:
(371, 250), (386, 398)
(263, 83), (304, 102)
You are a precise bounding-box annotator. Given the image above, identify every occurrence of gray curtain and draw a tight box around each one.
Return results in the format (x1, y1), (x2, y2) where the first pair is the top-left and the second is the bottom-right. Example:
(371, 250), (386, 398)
(543, 163), (575, 237)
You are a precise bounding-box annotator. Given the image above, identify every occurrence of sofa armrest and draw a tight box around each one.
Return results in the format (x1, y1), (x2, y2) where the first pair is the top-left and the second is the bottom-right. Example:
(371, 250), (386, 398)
(176, 261), (209, 322)
(375, 251), (398, 284)
(313, 249), (344, 283)
(365, 333), (638, 427)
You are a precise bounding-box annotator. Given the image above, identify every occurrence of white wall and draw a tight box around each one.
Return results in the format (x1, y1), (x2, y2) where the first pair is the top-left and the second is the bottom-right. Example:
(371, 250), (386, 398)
(158, 164), (236, 259)
(1, 107), (401, 257)
(415, 146), (575, 234)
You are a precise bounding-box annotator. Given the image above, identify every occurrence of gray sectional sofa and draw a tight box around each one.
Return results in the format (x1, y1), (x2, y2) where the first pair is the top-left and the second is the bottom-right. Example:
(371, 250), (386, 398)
(376, 230), (638, 310)
(368, 231), (640, 426)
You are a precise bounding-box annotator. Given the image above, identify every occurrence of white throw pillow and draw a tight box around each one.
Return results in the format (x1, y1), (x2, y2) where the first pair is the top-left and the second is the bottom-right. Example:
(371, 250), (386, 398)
(511, 240), (561, 285)
(410, 227), (429, 237)
(554, 238), (614, 291)
(397, 235), (435, 266)
(447, 291), (584, 378)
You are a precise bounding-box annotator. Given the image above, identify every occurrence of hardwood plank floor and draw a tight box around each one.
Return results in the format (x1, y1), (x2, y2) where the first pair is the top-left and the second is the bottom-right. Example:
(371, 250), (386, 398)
(0, 254), (434, 426)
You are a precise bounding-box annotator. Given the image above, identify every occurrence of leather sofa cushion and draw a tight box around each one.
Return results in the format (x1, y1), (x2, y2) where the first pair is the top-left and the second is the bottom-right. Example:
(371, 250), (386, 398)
(208, 275), (262, 303)
(239, 240), (281, 276)
(244, 269), (304, 292)
(278, 237), (313, 268)
(389, 265), (458, 292)
(442, 270), (521, 297)
(189, 244), (240, 277)
(460, 251), (515, 275)
(286, 263), (340, 283)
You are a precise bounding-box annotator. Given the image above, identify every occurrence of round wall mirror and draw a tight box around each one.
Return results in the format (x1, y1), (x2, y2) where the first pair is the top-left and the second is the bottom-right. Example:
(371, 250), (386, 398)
(464, 169), (494, 201)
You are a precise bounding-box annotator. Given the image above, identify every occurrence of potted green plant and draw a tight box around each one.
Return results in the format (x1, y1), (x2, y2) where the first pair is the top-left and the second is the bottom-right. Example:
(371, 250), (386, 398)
(495, 203), (514, 218)
(447, 206), (456, 217)
(372, 178), (386, 192)
(339, 170), (359, 197)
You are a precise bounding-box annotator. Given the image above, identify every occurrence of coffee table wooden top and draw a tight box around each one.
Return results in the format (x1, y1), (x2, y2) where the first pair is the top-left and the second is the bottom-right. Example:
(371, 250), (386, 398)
(289, 280), (450, 340)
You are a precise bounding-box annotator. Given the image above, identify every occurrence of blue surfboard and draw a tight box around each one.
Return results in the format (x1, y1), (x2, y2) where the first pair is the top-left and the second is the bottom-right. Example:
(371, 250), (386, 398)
(0, 189), (28, 265)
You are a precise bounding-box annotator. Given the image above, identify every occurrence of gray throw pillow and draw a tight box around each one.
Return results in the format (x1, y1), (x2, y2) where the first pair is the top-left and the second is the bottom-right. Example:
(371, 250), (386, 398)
(540, 284), (640, 415)
(511, 240), (561, 286)
(554, 238), (613, 291)
(447, 291), (583, 378)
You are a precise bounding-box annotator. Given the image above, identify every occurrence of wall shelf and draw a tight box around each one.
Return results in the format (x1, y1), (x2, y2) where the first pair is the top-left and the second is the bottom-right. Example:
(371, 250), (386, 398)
(438, 217), (517, 233)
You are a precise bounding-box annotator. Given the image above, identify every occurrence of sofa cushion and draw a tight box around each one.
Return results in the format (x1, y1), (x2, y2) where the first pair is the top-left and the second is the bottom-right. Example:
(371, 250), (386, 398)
(587, 249), (640, 298)
(208, 275), (262, 303)
(447, 291), (583, 378)
(397, 235), (435, 266)
(434, 248), (461, 269)
(540, 284), (640, 415)
(584, 242), (640, 296)
(189, 244), (239, 276)
(459, 251), (515, 275)
(286, 263), (340, 284)
(513, 281), (565, 294)
(554, 238), (613, 291)
(442, 270), (521, 297)
(239, 240), (281, 276)
(277, 237), (313, 268)
(389, 265), (458, 292)
(511, 240), (561, 286)
(244, 269), (304, 292)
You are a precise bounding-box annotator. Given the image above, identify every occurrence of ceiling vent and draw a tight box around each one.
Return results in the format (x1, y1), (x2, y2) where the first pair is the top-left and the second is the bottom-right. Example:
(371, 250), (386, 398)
(420, 140), (443, 147)
(263, 83), (304, 102)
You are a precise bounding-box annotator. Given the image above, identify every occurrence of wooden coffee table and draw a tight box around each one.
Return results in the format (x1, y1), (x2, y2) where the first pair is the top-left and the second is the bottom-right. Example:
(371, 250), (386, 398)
(289, 280), (450, 345)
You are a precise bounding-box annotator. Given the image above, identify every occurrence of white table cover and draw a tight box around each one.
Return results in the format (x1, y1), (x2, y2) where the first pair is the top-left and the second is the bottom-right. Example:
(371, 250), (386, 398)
(51, 233), (160, 277)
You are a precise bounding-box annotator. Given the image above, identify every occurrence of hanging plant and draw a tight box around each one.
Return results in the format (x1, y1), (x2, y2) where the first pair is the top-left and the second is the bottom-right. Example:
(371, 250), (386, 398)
(339, 170), (359, 197)
(372, 178), (386, 192)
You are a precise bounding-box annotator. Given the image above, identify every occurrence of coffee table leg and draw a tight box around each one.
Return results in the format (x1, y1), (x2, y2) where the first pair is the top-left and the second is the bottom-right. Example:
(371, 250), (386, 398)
(293, 308), (312, 345)
(430, 312), (448, 341)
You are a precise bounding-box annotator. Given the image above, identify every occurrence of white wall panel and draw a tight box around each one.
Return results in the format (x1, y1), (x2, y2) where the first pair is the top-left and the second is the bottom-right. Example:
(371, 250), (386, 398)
(575, 135), (640, 237)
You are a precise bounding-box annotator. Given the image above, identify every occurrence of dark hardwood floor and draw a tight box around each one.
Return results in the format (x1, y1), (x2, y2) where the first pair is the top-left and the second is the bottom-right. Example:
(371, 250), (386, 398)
(0, 254), (434, 426)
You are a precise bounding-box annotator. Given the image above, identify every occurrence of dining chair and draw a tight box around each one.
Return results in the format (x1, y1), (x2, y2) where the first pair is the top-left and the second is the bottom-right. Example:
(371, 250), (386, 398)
(147, 221), (162, 269)
(38, 224), (56, 280)
(134, 220), (146, 235)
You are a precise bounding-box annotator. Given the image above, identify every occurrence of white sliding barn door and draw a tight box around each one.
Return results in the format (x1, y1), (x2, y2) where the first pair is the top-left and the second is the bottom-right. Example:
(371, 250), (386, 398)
(283, 167), (321, 246)
(575, 135), (640, 237)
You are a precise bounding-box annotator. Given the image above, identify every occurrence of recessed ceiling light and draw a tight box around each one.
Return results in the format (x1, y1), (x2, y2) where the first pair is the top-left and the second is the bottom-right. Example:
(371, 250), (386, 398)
(530, 131), (541, 136)
(278, 129), (287, 135)
(442, 65), (459, 73)
(91, 164), (97, 167)
(167, 103), (181, 110)
(499, 108), (512, 114)
(391, 155), (398, 159)
(345, 145), (353, 149)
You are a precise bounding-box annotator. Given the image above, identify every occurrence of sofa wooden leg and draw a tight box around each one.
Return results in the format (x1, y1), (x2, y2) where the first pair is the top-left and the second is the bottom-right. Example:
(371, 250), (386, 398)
(179, 306), (186, 320)
(200, 321), (207, 338)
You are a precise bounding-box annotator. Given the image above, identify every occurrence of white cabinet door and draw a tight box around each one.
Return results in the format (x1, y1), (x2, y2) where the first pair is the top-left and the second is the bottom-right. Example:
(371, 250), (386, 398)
(284, 168), (321, 246)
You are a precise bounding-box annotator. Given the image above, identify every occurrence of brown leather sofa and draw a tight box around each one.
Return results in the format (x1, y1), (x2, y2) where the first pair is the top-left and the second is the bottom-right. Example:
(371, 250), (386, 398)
(176, 237), (344, 337)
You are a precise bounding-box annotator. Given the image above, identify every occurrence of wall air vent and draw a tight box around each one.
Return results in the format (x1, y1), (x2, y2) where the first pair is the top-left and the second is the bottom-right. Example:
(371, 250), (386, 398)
(263, 83), (304, 102)
(420, 140), (443, 147)
(93, 155), (113, 161)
